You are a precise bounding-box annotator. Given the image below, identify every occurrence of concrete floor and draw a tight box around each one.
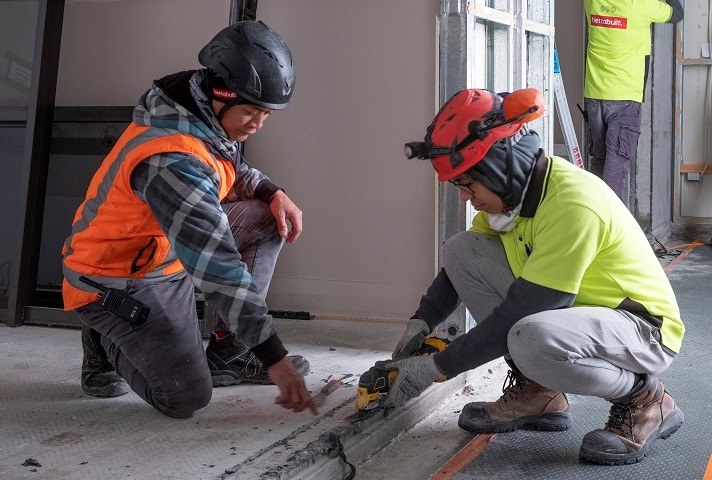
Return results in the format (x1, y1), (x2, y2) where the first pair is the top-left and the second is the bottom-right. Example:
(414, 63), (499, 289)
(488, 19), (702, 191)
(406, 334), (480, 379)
(0, 315), (508, 480)
(0, 317), (426, 480)
(356, 361), (508, 480)
(2, 239), (707, 480)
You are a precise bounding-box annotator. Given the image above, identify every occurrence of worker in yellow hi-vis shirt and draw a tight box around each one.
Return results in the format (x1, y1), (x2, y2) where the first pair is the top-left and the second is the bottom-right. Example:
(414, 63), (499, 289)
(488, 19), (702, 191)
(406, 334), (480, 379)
(387, 87), (684, 467)
(583, 0), (683, 199)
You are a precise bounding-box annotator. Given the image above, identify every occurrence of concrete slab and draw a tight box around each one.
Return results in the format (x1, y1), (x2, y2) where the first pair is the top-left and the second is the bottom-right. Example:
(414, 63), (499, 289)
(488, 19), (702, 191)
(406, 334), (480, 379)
(227, 374), (467, 480)
(0, 317), (419, 480)
(356, 358), (509, 480)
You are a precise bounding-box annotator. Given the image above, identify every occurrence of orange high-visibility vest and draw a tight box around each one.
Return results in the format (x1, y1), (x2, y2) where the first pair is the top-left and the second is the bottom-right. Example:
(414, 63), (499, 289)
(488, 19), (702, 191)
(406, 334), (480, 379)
(62, 123), (236, 311)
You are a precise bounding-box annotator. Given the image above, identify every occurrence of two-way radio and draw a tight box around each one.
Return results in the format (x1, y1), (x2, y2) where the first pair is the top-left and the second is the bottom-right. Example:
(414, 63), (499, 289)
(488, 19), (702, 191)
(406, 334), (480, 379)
(79, 276), (150, 329)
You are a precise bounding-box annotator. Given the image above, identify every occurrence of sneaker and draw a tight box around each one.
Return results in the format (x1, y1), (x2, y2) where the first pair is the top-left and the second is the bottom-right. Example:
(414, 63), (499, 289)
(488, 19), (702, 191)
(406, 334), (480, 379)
(206, 332), (311, 387)
(81, 325), (129, 398)
(459, 365), (571, 434)
(579, 375), (684, 465)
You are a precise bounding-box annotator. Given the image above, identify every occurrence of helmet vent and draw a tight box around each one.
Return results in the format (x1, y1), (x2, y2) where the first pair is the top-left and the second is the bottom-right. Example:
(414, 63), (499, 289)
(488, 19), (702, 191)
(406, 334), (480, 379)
(253, 42), (284, 67)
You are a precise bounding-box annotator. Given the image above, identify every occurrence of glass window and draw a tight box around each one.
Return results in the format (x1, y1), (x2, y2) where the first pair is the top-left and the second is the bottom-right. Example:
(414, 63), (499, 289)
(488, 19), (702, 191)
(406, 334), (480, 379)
(0, 0), (39, 313)
(0, 1), (38, 108)
(0, 126), (28, 310)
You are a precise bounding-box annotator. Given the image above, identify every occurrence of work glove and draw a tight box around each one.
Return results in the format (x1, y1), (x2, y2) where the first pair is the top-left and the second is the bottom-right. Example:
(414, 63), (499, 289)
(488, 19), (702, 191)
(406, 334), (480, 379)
(375, 355), (446, 408)
(392, 316), (430, 359)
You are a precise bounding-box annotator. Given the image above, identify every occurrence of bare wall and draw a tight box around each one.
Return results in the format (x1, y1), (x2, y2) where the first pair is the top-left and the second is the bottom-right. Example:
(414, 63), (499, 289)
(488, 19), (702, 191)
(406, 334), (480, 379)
(56, 0), (229, 106)
(54, 0), (440, 319)
(253, 2), (439, 318)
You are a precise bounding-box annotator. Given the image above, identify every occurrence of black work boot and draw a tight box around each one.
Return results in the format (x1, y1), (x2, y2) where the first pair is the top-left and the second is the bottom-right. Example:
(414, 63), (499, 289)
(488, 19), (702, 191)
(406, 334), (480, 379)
(81, 325), (129, 397)
(206, 332), (310, 387)
(579, 375), (684, 465)
(459, 360), (571, 434)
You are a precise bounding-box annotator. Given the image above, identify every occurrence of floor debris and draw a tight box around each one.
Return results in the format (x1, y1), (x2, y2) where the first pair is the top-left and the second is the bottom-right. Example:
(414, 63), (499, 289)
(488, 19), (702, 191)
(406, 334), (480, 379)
(312, 378), (344, 406)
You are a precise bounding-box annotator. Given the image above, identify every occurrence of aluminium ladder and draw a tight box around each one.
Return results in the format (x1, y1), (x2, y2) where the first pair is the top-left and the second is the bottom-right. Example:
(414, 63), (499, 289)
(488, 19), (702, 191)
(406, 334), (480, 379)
(553, 46), (585, 169)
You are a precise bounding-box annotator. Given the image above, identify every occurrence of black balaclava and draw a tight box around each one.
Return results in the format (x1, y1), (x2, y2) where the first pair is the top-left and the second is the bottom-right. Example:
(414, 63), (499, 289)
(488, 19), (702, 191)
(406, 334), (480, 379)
(467, 129), (542, 208)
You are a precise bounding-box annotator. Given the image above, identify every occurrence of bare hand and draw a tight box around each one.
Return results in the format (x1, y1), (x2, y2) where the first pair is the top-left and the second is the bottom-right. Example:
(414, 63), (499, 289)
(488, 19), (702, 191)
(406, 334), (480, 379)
(269, 190), (303, 244)
(268, 357), (317, 415)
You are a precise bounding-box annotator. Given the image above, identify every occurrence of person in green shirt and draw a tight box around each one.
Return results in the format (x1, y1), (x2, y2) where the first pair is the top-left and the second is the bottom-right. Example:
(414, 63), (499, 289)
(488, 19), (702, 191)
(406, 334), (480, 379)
(383, 87), (684, 465)
(583, 0), (683, 199)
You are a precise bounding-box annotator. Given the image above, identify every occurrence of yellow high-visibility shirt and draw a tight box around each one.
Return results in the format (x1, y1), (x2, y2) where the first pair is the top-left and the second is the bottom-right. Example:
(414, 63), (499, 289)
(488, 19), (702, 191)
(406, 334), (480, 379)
(471, 156), (683, 353)
(584, 0), (672, 102)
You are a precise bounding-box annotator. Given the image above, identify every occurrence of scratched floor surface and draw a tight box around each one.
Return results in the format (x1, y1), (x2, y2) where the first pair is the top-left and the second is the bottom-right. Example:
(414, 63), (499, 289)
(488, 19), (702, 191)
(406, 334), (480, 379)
(0, 317), (405, 480)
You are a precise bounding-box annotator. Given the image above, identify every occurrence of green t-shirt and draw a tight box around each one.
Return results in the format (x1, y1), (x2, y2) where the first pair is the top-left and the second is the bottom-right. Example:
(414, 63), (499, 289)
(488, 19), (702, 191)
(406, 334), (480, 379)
(584, 0), (672, 102)
(471, 156), (684, 352)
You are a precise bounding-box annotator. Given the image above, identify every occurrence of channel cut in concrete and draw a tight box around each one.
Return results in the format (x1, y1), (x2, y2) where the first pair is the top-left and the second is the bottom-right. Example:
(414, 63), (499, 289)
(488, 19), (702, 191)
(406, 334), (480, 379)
(224, 378), (467, 479)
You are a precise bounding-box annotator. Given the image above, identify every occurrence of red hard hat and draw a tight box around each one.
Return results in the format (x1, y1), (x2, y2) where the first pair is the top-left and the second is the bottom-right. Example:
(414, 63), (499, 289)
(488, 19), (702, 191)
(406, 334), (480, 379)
(428, 89), (522, 181)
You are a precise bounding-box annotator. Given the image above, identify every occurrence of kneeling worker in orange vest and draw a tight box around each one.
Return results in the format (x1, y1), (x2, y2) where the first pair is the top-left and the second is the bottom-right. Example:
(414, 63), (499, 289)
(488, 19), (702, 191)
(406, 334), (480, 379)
(62, 21), (316, 417)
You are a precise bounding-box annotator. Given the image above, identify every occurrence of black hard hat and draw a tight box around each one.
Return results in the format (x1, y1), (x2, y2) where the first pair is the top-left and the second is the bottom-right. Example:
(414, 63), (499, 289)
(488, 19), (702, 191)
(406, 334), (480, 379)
(198, 20), (295, 110)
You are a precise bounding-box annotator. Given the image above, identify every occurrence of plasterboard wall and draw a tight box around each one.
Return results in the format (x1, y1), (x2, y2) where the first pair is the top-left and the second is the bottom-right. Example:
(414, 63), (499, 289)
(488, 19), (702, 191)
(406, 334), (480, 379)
(56, 0), (230, 105)
(249, 2), (439, 318)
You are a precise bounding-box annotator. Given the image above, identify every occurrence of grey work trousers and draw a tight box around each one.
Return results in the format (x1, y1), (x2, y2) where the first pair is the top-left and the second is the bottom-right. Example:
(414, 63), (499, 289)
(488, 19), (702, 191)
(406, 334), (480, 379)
(77, 199), (283, 417)
(443, 231), (673, 401)
(210, 199), (285, 331)
(584, 98), (642, 199)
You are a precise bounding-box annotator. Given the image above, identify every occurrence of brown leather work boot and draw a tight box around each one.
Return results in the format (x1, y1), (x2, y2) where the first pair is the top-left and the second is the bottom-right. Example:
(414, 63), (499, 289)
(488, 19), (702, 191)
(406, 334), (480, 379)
(579, 375), (684, 465)
(458, 363), (571, 434)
